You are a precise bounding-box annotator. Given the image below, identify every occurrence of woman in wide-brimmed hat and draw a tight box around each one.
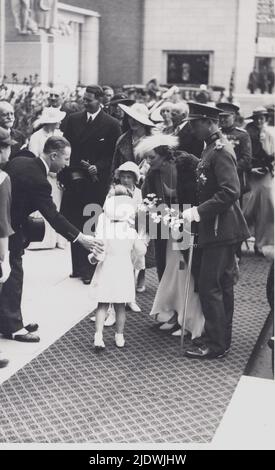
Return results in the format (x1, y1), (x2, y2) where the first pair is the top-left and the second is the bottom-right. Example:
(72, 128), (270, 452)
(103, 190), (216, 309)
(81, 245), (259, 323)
(244, 106), (274, 255)
(111, 102), (155, 173)
(107, 93), (135, 131)
(28, 107), (67, 250)
(29, 107), (66, 157)
(135, 133), (204, 340)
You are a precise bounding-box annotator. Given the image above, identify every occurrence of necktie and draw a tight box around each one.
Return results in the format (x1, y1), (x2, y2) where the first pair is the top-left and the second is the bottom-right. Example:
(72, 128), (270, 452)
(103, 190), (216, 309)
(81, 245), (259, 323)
(87, 115), (92, 124)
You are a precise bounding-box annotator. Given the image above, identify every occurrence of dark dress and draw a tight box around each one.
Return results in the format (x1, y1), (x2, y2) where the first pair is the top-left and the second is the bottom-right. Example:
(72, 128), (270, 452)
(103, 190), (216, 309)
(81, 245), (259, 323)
(142, 151), (200, 282)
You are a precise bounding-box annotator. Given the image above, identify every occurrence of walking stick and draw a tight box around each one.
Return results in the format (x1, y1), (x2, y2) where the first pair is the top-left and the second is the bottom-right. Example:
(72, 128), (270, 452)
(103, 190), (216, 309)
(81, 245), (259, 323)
(180, 233), (195, 353)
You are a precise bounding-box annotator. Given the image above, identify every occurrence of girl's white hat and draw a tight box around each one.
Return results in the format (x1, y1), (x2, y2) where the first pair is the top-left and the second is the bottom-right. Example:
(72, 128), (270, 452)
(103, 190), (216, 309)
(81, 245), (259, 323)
(38, 107), (66, 125)
(104, 195), (135, 222)
(117, 161), (140, 182)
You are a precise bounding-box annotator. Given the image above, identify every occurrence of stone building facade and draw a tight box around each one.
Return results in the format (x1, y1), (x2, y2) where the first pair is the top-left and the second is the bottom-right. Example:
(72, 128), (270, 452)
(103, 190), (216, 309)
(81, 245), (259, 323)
(0, 0), (274, 92)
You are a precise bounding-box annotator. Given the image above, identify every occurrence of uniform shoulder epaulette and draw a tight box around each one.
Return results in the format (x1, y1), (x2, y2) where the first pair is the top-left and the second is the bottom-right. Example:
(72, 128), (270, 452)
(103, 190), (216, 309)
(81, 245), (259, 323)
(235, 127), (247, 133)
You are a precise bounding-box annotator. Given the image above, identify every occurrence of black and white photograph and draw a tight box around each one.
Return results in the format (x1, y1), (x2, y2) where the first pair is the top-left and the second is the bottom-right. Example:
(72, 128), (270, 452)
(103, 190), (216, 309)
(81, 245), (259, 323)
(0, 0), (274, 452)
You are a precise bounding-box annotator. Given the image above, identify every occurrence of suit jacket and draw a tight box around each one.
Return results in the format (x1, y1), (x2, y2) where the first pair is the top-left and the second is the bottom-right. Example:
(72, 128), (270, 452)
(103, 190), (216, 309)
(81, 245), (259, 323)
(176, 122), (204, 158)
(10, 128), (26, 159)
(5, 157), (79, 242)
(63, 109), (121, 205)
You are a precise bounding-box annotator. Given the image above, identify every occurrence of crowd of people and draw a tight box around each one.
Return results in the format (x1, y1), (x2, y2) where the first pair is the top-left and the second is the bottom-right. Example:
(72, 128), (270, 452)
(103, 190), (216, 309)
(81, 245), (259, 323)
(0, 80), (274, 367)
(247, 66), (275, 94)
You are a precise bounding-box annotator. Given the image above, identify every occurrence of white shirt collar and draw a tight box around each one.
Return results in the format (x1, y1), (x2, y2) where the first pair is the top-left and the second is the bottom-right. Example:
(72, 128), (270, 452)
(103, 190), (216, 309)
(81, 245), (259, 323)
(87, 107), (101, 122)
(39, 157), (50, 175)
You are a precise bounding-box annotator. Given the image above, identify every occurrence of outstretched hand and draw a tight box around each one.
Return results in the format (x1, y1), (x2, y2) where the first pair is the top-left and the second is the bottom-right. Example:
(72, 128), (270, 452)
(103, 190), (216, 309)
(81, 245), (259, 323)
(78, 234), (104, 252)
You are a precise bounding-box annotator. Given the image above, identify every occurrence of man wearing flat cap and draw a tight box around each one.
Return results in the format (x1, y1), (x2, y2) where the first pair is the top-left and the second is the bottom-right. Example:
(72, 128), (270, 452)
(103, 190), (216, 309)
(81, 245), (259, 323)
(181, 102), (250, 359)
(61, 85), (121, 284)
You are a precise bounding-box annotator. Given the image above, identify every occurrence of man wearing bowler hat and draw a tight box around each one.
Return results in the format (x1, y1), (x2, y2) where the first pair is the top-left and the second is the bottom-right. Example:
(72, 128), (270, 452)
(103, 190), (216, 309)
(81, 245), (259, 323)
(181, 102), (250, 359)
(61, 85), (121, 284)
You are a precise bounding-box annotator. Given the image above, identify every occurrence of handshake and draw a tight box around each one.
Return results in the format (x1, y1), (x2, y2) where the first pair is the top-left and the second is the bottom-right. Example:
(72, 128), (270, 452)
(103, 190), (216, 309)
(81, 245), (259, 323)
(77, 233), (105, 258)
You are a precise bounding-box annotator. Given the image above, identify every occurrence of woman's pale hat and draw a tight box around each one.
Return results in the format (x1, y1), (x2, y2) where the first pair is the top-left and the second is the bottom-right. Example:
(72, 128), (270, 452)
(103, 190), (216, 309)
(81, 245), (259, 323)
(118, 103), (155, 127)
(38, 107), (66, 125)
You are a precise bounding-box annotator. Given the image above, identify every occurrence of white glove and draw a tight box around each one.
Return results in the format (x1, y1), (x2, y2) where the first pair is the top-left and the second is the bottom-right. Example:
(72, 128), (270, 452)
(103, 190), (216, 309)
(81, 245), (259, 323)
(0, 254), (11, 284)
(181, 207), (200, 224)
(162, 85), (179, 99)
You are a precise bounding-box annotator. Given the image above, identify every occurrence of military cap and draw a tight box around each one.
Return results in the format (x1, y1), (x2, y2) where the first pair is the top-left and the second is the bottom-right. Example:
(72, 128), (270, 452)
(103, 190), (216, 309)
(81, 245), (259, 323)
(217, 102), (240, 114)
(185, 102), (222, 121)
(85, 85), (104, 97)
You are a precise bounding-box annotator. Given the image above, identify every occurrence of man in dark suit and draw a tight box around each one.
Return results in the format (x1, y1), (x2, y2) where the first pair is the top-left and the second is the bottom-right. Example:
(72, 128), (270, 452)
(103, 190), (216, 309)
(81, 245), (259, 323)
(0, 101), (26, 159)
(171, 102), (204, 158)
(0, 136), (102, 342)
(61, 85), (121, 284)
(181, 103), (250, 359)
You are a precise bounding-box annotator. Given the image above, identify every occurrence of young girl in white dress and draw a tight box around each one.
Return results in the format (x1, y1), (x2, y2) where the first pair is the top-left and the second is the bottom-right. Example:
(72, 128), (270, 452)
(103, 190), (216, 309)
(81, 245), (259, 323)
(89, 185), (147, 350)
(116, 161), (147, 301)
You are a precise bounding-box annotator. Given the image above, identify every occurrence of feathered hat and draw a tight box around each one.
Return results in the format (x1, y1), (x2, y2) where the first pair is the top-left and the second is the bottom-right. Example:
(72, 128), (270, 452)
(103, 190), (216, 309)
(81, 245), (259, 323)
(135, 134), (179, 159)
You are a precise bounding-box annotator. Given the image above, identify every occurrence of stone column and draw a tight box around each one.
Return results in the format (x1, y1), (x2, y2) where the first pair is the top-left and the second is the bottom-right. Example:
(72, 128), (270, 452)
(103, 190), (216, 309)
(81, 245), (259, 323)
(80, 15), (100, 85)
(234, 0), (258, 93)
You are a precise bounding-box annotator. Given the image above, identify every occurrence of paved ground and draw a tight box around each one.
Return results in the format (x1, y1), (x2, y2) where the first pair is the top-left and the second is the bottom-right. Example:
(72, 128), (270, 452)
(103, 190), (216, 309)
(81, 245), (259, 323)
(0, 244), (273, 445)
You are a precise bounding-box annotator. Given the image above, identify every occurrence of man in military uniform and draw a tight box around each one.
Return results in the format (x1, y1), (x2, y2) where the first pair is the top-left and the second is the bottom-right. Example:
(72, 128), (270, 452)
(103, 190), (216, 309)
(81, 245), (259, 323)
(217, 102), (252, 259)
(217, 102), (252, 204)
(181, 103), (250, 359)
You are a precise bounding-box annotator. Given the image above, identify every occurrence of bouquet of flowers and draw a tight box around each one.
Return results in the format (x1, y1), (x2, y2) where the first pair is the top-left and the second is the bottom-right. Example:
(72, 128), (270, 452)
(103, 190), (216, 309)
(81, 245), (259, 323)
(138, 193), (186, 234)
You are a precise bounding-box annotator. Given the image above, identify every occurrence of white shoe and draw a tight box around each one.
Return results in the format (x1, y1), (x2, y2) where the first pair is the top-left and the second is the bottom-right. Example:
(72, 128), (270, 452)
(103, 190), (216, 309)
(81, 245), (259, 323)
(159, 322), (177, 331)
(115, 333), (125, 348)
(128, 302), (141, 313)
(90, 306), (116, 326)
(94, 333), (105, 349)
(171, 328), (182, 336)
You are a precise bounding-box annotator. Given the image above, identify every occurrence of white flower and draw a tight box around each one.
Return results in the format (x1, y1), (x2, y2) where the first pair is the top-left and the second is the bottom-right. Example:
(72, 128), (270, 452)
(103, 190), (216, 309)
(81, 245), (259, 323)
(151, 212), (162, 223)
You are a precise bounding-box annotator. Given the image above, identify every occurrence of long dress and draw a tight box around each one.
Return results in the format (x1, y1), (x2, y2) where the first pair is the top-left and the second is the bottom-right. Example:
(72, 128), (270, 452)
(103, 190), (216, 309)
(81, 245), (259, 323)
(28, 127), (66, 249)
(150, 237), (204, 339)
(243, 124), (274, 252)
(89, 215), (146, 305)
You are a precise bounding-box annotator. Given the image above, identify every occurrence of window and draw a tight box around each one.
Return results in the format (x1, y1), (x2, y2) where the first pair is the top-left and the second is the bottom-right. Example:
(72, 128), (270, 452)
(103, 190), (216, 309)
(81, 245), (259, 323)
(167, 52), (210, 85)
